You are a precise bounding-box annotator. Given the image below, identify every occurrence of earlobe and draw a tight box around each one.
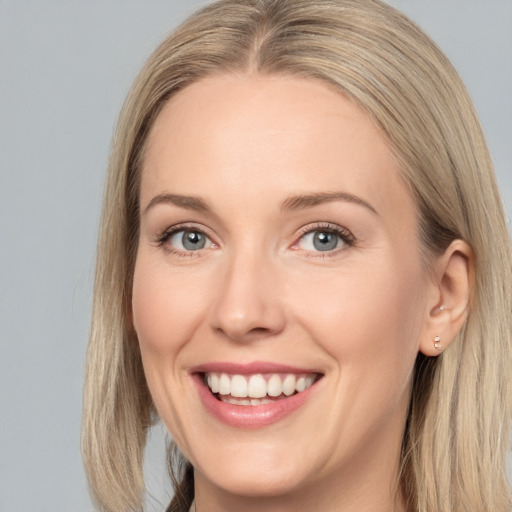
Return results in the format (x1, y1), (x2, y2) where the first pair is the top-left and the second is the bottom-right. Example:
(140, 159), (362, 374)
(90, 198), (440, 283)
(419, 239), (473, 357)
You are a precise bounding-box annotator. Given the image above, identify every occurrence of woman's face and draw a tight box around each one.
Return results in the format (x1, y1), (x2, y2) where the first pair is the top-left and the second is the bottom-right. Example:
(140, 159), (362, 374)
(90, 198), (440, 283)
(132, 74), (435, 505)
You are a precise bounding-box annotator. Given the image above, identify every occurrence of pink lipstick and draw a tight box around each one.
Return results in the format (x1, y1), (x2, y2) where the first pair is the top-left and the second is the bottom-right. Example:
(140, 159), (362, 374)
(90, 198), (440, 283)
(190, 362), (322, 428)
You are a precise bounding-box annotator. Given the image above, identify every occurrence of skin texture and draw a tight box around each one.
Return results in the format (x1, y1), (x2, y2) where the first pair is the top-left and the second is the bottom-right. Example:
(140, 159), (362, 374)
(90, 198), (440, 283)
(132, 74), (470, 512)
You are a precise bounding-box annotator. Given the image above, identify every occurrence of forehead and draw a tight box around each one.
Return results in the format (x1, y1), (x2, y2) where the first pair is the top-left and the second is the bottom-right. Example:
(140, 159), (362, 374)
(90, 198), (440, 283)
(141, 73), (416, 223)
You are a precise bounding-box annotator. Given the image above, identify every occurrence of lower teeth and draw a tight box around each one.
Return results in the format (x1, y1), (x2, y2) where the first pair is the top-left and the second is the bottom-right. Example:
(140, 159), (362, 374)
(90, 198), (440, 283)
(216, 393), (294, 406)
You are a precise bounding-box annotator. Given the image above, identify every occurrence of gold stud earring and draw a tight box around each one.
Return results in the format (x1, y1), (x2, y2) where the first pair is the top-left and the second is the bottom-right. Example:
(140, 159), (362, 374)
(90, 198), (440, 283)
(434, 336), (443, 351)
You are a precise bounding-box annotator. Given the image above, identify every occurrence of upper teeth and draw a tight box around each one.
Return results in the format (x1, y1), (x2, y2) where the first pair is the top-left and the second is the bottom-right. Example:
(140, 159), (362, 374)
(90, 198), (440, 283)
(206, 373), (316, 398)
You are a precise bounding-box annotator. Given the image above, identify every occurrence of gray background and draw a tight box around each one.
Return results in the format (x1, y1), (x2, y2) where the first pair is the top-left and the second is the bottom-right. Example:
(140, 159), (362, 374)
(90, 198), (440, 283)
(1, 1), (510, 511)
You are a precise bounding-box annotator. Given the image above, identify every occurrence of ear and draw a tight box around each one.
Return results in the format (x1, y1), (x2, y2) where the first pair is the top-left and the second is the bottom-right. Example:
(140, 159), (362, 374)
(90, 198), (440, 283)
(419, 239), (473, 356)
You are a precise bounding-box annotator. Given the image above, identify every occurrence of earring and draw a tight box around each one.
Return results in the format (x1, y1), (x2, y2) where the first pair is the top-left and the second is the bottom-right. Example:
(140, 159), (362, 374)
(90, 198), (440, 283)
(434, 336), (443, 351)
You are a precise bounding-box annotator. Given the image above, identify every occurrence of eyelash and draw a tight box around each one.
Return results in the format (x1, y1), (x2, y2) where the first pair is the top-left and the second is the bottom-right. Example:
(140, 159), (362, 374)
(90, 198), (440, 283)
(155, 223), (215, 257)
(293, 222), (356, 257)
(154, 222), (355, 257)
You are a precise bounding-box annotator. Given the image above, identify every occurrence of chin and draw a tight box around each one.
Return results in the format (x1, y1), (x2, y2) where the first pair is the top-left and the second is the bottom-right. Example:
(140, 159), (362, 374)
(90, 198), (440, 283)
(196, 459), (308, 499)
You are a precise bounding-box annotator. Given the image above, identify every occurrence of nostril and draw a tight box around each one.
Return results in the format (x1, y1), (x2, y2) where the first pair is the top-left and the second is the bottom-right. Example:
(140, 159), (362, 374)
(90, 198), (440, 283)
(209, 267), (287, 341)
(249, 327), (272, 335)
(213, 324), (275, 342)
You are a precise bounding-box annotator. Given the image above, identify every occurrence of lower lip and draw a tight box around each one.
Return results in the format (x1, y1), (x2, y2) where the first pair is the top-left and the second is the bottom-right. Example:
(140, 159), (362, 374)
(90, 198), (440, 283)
(192, 374), (320, 429)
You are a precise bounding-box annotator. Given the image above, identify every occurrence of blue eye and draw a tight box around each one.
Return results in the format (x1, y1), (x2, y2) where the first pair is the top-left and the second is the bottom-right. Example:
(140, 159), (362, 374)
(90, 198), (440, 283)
(296, 226), (353, 253)
(300, 231), (342, 251)
(168, 230), (213, 251)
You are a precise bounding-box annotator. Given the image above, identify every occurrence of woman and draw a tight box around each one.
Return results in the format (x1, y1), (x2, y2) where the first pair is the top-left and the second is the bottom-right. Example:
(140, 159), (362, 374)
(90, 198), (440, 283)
(82, 1), (512, 511)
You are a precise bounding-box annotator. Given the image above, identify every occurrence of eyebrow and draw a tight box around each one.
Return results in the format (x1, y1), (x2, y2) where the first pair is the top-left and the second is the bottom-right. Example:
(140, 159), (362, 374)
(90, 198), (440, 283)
(143, 193), (210, 215)
(143, 190), (378, 216)
(280, 192), (378, 215)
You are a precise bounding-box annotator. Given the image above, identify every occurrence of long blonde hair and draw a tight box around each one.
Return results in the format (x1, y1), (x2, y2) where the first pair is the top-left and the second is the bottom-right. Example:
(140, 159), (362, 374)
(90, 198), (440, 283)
(82, 1), (512, 510)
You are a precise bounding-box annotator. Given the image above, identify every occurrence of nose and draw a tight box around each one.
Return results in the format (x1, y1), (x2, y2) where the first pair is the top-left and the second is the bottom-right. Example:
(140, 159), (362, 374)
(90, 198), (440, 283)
(209, 251), (286, 343)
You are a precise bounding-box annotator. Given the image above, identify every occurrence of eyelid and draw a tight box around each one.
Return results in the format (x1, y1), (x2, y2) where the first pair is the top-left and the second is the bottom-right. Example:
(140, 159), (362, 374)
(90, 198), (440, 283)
(290, 222), (355, 254)
(153, 221), (355, 257)
(154, 222), (218, 254)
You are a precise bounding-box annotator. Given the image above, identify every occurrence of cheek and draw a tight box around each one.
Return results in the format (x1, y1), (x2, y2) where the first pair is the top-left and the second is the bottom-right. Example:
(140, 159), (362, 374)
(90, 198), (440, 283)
(296, 266), (424, 344)
(131, 255), (209, 357)
(288, 254), (427, 392)
(131, 253), (209, 444)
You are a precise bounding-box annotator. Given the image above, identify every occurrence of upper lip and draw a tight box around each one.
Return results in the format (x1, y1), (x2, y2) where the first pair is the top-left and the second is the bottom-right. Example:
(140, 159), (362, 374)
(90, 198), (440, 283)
(189, 361), (322, 376)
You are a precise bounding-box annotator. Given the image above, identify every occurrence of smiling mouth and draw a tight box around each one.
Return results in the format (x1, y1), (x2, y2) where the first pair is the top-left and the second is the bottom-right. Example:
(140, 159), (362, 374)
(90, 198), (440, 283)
(202, 372), (321, 406)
